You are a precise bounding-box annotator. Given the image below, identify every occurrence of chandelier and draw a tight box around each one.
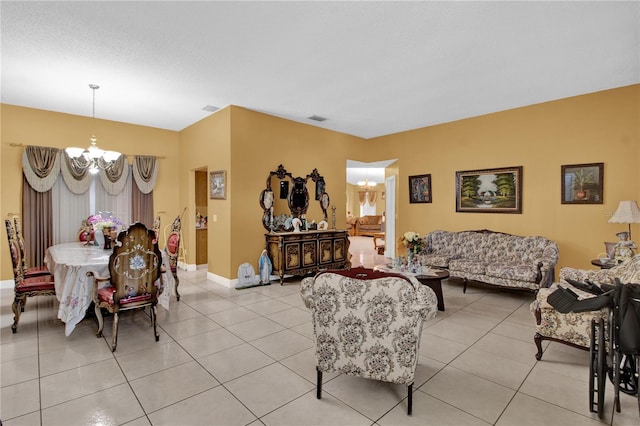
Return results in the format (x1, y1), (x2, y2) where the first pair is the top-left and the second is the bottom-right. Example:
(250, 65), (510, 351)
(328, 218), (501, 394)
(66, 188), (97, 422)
(65, 84), (121, 174)
(357, 178), (377, 191)
(357, 169), (377, 191)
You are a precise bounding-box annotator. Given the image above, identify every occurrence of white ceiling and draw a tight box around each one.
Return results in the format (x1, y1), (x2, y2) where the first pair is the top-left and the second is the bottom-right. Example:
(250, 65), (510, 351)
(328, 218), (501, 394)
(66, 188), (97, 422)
(1, 1), (638, 140)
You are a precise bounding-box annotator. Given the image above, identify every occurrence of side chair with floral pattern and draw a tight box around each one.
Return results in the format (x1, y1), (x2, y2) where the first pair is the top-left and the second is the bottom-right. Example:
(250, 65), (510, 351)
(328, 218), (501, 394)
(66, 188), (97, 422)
(301, 267), (438, 415)
(88, 222), (162, 352)
(531, 255), (640, 360)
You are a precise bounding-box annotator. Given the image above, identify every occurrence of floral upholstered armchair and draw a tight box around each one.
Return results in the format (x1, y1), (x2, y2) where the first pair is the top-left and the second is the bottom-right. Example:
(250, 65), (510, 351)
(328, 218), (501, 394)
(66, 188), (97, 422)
(301, 267), (438, 415)
(531, 255), (640, 360)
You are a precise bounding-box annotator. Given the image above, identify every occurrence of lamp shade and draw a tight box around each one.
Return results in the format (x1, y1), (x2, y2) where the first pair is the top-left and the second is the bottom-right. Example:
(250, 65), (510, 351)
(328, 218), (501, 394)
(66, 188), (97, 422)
(608, 200), (640, 225)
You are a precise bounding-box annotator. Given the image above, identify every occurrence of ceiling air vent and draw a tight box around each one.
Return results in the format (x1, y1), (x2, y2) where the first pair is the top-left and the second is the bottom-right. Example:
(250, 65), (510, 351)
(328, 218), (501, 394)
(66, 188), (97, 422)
(307, 115), (327, 122)
(202, 105), (219, 112)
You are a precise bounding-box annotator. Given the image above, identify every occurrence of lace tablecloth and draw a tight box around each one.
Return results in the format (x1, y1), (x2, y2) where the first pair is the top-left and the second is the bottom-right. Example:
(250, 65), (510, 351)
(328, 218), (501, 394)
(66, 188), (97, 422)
(46, 242), (174, 336)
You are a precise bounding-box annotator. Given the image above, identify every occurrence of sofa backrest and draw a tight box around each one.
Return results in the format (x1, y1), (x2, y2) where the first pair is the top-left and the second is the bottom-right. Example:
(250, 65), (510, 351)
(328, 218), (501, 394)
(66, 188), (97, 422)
(424, 229), (559, 265)
(358, 215), (381, 226)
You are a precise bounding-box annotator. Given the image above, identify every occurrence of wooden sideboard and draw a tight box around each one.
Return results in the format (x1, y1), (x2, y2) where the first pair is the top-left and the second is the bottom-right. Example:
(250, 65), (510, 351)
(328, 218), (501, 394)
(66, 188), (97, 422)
(265, 230), (351, 284)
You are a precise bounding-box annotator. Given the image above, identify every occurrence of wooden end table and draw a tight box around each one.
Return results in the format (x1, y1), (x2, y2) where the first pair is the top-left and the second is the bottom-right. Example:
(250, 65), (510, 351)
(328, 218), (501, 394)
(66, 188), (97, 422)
(590, 259), (615, 269)
(415, 270), (449, 311)
(373, 232), (385, 254)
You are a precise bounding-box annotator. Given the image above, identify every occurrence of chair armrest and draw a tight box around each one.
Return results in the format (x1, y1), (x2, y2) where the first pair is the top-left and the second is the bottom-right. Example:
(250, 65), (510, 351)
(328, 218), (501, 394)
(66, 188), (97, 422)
(559, 267), (614, 285)
(300, 277), (315, 309)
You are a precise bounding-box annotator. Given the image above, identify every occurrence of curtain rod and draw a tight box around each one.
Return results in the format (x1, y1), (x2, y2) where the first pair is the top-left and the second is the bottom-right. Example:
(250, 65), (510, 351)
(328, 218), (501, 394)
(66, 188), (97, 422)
(9, 143), (166, 160)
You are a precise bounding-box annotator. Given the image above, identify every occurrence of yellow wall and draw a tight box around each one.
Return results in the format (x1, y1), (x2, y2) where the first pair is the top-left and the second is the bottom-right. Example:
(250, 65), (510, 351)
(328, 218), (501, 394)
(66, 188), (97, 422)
(178, 108), (232, 276)
(228, 107), (362, 273)
(1, 105), (180, 279)
(2, 85), (639, 282)
(370, 85), (640, 273)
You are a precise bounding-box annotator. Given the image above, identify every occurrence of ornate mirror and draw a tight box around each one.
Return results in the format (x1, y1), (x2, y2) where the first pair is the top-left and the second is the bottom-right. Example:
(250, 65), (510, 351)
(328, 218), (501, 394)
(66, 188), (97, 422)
(288, 176), (309, 217)
(260, 165), (330, 231)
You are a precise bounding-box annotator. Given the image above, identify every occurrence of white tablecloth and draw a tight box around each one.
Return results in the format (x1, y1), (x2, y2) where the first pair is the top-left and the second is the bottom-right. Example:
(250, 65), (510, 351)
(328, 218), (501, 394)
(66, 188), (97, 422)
(45, 242), (174, 336)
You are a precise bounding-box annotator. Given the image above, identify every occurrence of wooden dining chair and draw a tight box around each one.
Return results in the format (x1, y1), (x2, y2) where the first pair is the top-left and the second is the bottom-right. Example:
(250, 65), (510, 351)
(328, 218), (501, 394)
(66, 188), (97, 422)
(12, 216), (52, 278)
(152, 215), (161, 242)
(4, 219), (56, 333)
(163, 215), (182, 301)
(88, 222), (162, 351)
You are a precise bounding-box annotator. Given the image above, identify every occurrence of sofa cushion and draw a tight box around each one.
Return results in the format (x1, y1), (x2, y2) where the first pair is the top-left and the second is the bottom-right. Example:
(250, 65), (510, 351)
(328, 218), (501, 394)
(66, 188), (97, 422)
(486, 262), (539, 282)
(358, 215), (381, 226)
(449, 259), (487, 275)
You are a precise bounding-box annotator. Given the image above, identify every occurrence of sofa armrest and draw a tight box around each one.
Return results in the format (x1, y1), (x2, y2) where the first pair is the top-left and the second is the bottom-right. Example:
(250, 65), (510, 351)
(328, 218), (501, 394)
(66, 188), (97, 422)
(300, 276), (315, 309)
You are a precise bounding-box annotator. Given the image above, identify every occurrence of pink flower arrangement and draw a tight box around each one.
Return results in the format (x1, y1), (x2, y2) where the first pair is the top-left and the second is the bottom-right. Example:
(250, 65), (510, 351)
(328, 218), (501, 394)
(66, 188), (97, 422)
(88, 212), (124, 230)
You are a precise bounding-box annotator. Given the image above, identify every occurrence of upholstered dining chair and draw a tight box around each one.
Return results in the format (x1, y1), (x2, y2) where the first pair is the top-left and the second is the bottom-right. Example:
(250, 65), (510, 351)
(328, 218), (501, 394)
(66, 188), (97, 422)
(163, 215), (182, 301)
(88, 222), (162, 352)
(13, 216), (51, 278)
(5, 219), (56, 333)
(301, 267), (438, 415)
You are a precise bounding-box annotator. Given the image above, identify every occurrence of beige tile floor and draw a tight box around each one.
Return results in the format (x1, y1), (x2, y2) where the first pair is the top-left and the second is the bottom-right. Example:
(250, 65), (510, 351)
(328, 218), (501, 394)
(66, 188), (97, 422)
(1, 237), (639, 425)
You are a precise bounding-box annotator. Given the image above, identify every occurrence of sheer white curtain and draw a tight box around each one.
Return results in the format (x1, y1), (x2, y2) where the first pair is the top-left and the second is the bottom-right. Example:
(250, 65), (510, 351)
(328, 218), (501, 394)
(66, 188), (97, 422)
(52, 176), (90, 244)
(51, 167), (133, 243)
(94, 165), (132, 229)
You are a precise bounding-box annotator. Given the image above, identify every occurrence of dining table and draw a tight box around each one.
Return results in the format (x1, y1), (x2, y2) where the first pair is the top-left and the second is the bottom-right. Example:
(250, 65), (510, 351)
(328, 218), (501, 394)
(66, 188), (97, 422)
(45, 242), (175, 336)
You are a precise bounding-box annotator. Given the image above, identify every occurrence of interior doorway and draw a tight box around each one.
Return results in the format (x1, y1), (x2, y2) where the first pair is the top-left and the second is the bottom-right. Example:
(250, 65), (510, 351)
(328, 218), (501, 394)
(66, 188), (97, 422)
(195, 168), (208, 266)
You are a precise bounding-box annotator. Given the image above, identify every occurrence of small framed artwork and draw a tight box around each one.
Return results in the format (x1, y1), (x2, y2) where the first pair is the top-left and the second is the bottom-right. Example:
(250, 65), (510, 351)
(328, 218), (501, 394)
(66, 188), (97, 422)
(561, 163), (604, 204)
(456, 166), (522, 213)
(409, 174), (432, 203)
(209, 170), (226, 200)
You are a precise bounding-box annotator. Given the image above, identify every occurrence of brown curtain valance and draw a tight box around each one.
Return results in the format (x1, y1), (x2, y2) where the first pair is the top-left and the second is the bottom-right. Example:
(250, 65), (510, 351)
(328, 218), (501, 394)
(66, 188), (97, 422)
(367, 191), (377, 206)
(132, 155), (158, 194)
(21, 147), (159, 196)
(21, 146), (61, 192)
(99, 155), (129, 195)
(60, 151), (92, 194)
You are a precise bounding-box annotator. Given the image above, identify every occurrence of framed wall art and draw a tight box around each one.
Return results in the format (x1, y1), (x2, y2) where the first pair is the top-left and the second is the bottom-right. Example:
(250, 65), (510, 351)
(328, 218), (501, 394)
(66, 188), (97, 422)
(456, 166), (522, 213)
(209, 170), (226, 200)
(561, 163), (604, 204)
(408, 174), (432, 203)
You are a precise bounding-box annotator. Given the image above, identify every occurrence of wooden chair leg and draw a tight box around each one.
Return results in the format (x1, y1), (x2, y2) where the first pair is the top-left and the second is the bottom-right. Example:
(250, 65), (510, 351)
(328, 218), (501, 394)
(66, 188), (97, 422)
(534, 332), (544, 360)
(152, 305), (159, 342)
(111, 312), (119, 352)
(173, 272), (180, 301)
(407, 383), (413, 415)
(316, 367), (323, 399)
(11, 295), (24, 333)
(463, 278), (468, 293)
(94, 304), (104, 337)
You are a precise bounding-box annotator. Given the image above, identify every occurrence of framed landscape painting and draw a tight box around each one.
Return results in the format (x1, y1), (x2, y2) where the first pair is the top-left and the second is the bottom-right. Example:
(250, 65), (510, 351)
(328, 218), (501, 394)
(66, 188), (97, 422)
(409, 174), (432, 203)
(456, 166), (522, 213)
(561, 163), (604, 204)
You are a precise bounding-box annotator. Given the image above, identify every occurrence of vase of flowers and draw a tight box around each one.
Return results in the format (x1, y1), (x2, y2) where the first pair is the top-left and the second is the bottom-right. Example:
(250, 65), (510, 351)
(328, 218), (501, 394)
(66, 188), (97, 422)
(87, 212), (123, 250)
(400, 231), (424, 272)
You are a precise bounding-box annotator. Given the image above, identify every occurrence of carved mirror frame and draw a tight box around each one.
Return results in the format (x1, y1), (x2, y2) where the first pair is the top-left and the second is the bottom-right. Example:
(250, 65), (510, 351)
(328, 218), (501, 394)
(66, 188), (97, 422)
(260, 165), (330, 231)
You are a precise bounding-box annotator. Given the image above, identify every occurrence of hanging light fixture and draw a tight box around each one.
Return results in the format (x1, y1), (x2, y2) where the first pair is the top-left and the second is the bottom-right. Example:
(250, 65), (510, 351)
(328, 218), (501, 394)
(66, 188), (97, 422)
(65, 84), (121, 174)
(357, 169), (377, 190)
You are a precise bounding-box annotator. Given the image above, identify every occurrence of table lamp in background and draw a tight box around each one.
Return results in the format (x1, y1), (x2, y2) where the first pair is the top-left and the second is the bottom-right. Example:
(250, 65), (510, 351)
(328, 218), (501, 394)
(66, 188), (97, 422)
(609, 200), (640, 240)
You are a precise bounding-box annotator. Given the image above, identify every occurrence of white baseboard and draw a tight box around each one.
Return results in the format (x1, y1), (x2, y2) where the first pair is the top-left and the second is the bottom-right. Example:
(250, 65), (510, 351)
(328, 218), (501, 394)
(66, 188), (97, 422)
(208, 271), (233, 288)
(1, 279), (13, 290)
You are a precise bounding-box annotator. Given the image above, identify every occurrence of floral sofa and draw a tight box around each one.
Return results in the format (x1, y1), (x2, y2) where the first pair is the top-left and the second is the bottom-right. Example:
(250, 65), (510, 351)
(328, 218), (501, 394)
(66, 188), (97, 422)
(301, 267), (438, 415)
(420, 229), (559, 292)
(354, 215), (383, 236)
(530, 255), (640, 360)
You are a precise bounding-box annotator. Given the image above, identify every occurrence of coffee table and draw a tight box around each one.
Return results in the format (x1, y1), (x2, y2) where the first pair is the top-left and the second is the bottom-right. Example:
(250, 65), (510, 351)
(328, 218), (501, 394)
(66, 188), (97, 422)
(415, 270), (448, 311)
(373, 264), (447, 312)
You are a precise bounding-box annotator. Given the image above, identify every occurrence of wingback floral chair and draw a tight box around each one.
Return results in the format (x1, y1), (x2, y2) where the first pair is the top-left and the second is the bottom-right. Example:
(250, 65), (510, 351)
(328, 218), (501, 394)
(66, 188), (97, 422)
(88, 222), (162, 352)
(531, 255), (640, 360)
(301, 267), (438, 415)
